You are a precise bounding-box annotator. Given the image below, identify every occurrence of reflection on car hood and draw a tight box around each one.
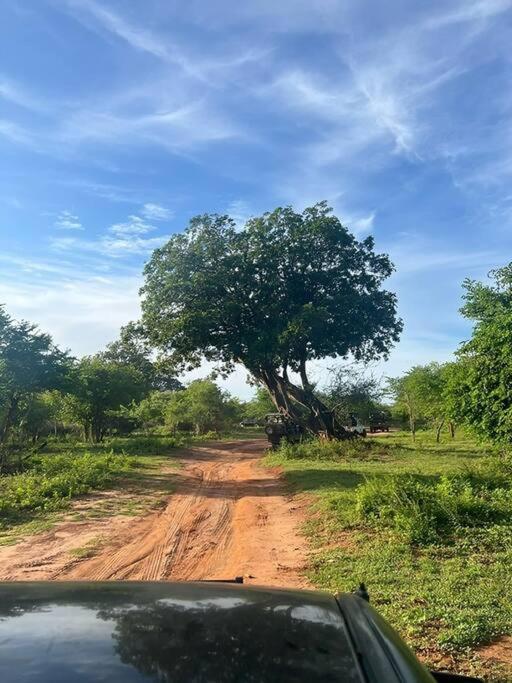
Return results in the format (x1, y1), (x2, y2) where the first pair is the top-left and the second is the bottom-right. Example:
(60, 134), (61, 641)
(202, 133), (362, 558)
(0, 581), (362, 683)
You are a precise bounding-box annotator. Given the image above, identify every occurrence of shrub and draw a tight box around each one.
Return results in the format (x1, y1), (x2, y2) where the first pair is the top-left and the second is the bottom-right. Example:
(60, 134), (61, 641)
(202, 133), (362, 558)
(277, 437), (389, 461)
(355, 459), (512, 545)
(0, 452), (132, 524)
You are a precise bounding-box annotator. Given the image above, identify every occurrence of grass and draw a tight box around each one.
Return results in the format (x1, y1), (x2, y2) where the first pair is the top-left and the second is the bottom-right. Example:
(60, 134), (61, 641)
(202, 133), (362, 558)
(69, 536), (104, 559)
(266, 431), (512, 682)
(0, 433), (183, 537)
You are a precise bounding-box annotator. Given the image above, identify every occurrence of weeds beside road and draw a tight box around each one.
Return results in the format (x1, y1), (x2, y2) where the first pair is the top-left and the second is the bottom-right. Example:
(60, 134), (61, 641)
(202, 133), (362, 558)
(0, 434), (183, 540)
(266, 431), (512, 682)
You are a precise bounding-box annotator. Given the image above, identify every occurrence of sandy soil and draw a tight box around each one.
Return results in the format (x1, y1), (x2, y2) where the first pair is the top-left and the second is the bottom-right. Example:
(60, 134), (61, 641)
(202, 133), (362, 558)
(0, 439), (310, 587)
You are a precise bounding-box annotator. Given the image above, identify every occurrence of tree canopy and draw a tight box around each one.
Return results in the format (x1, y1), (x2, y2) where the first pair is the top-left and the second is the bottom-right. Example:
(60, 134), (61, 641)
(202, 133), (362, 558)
(142, 202), (402, 436)
(0, 306), (70, 449)
(103, 322), (182, 393)
(387, 363), (451, 441)
(449, 265), (512, 443)
(66, 356), (146, 442)
(165, 379), (241, 434)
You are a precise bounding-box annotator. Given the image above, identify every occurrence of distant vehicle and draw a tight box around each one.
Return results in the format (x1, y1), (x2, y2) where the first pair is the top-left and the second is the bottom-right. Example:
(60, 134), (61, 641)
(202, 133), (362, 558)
(239, 418), (259, 428)
(346, 413), (367, 437)
(263, 412), (302, 448)
(0, 581), (482, 682)
(369, 411), (391, 433)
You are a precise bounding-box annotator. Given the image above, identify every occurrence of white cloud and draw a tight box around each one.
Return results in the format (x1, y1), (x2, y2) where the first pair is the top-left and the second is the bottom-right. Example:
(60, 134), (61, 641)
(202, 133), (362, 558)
(425, 0), (512, 29)
(141, 202), (172, 221)
(383, 232), (503, 278)
(109, 214), (155, 237)
(0, 77), (45, 111)
(57, 100), (242, 152)
(64, 0), (177, 63)
(350, 212), (375, 235)
(0, 119), (33, 146)
(60, 179), (142, 204)
(54, 210), (83, 230)
(51, 232), (168, 258)
(0, 267), (142, 356)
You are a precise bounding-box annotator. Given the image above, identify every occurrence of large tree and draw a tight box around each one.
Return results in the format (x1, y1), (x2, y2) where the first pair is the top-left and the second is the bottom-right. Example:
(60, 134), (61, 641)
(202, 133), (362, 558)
(449, 264), (512, 443)
(142, 203), (402, 437)
(0, 306), (70, 449)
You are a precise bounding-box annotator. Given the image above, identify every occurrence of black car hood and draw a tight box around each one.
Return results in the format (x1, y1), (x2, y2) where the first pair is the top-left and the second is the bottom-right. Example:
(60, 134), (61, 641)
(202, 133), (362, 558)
(0, 581), (362, 683)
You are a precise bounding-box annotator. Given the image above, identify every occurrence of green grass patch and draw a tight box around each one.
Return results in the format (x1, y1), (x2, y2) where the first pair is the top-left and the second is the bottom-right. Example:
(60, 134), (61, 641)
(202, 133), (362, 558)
(0, 452), (133, 526)
(69, 536), (104, 559)
(266, 431), (512, 680)
(0, 432), (185, 534)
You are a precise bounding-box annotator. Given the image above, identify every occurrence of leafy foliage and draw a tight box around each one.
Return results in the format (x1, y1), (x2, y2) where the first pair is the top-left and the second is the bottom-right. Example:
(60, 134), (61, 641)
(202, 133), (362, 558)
(102, 322), (182, 392)
(267, 432), (512, 676)
(0, 451), (132, 524)
(446, 265), (512, 443)
(242, 388), (275, 420)
(142, 202), (402, 435)
(65, 356), (147, 442)
(355, 459), (512, 545)
(0, 306), (71, 452)
(325, 364), (382, 423)
(165, 379), (242, 434)
(387, 362), (453, 440)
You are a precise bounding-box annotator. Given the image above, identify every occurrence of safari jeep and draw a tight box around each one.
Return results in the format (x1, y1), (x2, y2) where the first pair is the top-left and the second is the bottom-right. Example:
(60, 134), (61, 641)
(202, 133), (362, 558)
(263, 413), (302, 448)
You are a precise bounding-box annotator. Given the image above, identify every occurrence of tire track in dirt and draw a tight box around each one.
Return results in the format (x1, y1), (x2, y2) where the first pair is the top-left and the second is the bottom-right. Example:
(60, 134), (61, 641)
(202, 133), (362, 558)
(0, 440), (311, 587)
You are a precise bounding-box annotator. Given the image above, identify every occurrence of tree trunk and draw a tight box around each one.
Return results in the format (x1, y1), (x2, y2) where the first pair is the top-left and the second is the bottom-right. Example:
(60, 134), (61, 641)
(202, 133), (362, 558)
(449, 421), (455, 438)
(0, 394), (19, 444)
(254, 366), (348, 439)
(435, 419), (444, 443)
(404, 392), (415, 441)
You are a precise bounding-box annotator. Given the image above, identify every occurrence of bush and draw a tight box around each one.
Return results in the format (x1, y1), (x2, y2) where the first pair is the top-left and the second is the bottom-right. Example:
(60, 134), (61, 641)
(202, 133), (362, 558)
(355, 458), (512, 545)
(277, 437), (389, 461)
(0, 452), (132, 524)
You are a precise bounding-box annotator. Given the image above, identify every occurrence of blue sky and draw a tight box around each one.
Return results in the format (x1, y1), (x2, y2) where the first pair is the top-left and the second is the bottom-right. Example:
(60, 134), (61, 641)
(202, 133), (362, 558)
(1, 0), (512, 397)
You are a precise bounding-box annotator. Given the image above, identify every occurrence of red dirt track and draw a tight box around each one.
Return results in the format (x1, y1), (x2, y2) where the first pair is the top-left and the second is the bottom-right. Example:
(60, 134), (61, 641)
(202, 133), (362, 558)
(0, 439), (310, 586)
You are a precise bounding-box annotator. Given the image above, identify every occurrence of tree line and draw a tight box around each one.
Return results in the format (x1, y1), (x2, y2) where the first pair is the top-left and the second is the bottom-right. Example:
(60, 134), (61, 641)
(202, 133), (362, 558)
(386, 264), (512, 443)
(0, 307), (259, 469)
(2, 201), (511, 458)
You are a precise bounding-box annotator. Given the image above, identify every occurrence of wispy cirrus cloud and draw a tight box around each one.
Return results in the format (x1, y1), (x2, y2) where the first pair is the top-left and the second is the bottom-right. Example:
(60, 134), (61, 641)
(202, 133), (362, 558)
(62, 0), (204, 79)
(54, 210), (83, 230)
(141, 202), (172, 221)
(50, 204), (170, 258)
(0, 77), (46, 111)
(51, 232), (168, 258)
(0, 119), (34, 146)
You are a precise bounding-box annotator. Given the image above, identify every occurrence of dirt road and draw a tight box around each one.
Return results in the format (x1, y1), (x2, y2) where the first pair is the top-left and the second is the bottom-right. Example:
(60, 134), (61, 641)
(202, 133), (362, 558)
(0, 440), (310, 587)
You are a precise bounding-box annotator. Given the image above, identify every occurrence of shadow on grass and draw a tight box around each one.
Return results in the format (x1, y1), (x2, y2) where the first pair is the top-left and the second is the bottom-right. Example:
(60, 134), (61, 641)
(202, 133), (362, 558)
(396, 444), (484, 458)
(282, 468), (445, 494)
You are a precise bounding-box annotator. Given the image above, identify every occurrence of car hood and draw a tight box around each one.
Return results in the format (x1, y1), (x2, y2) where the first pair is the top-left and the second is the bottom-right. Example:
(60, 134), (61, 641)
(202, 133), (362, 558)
(0, 581), (362, 683)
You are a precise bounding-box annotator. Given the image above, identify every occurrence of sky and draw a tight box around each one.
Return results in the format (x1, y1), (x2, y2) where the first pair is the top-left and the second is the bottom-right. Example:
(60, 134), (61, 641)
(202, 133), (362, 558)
(1, 0), (512, 398)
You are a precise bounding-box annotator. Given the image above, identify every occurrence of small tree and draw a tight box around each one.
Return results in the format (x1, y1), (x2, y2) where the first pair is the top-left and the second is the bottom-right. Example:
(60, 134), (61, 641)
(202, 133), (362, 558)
(165, 379), (237, 435)
(130, 391), (177, 431)
(387, 363), (450, 442)
(243, 388), (275, 420)
(68, 357), (146, 442)
(325, 365), (382, 424)
(142, 203), (402, 438)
